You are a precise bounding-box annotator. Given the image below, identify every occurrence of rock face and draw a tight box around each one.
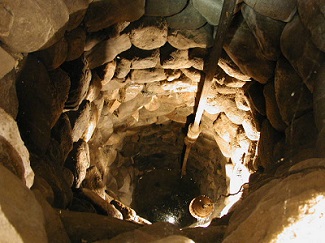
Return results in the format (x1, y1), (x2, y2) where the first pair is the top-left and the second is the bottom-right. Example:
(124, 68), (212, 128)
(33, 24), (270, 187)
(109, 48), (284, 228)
(0, 0), (69, 52)
(0, 164), (47, 242)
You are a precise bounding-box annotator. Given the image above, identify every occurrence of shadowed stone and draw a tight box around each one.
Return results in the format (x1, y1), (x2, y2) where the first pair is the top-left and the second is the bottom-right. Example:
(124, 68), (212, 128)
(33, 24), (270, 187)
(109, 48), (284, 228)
(274, 57), (313, 125)
(168, 24), (214, 50)
(298, 0), (325, 52)
(58, 210), (140, 242)
(166, 0), (207, 30)
(160, 45), (192, 69)
(84, 0), (145, 32)
(242, 4), (285, 61)
(34, 37), (68, 70)
(0, 0), (69, 52)
(313, 64), (325, 130)
(263, 82), (286, 132)
(62, 56), (92, 110)
(258, 119), (283, 169)
(243, 0), (297, 22)
(193, 0), (224, 25)
(280, 15), (325, 92)
(145, 0), (188, 17)
(63, 0), (91, 31)
(32, 154), (73, 208)
(65, 27), (86, 61)
(85, 34), (131, 69)
(224, 14), (275, 84)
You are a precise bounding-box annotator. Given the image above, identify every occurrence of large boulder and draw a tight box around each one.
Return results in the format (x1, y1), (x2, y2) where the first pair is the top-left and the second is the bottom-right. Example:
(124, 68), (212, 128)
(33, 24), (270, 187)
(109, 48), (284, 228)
(192, 0), (224, 25)
(224, 14), (276, 84)
(145, 0), (188, 17)
(280, 15), (325, 92)
(243, 0), (297, 22)
(0, 108), (34, 188)
(0, 0), (69, 52)
(0, 70), (19, 118)
(298, 0), (325, 52)
(84, 0), (145, 32)
(241, 4), (285, 61)
(0, 164), (47, 242)
(224, 159), (325, 242)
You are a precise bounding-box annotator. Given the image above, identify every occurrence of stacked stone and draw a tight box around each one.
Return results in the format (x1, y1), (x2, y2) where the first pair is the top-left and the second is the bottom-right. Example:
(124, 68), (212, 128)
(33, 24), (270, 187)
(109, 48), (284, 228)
(0, 0), (324, 241)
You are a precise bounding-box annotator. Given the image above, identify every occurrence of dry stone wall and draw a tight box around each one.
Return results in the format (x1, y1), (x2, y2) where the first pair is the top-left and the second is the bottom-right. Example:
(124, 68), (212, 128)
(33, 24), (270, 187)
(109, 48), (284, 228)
(0, 0), (324, 242)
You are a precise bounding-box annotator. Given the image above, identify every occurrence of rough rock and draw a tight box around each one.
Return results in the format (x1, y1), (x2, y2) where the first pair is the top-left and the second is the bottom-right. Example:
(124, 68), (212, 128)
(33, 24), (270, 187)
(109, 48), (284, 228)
(0, 0), (69, 52)
(224, 14), (275, 84)
(0, 164), (47, 243)
(218, 51), (251, 81)
(313, 64), (325, 130)
(243, 0), (297, 22)
(82, 102), (99, 142)
(129, 17), (167, 50)
(65, 139), (90, 188)
(48, 68), (71, 124)
(166, 0), (207, 30)
(0, 108), (34, 188)
(62, 56), (92, 109)
(130, 68), (166, 84)
(181, 68), (202, 83)
(95, 61), (117, 86)
(224, 164), (325, 242)
(63, 0), (91, 31)
(263, 82), (287, 132)
(120, 47), (160, 70)
(86, 73), (102, 102)
(192, 0), (224, 25)
(68, 100), (91, 143)
(168, 24), (214, 50)
(241, 4), (285, 61)
(241, 115), (260, 141)
(0, 70), (19, 118)
(298, 0), (325, 52)
(274, 57), (313, 125)
(58, 210), (140, 242)
(82, 165), (106, 197)
(280, 15), (325, 92)
(51, 113), (73, 162)
(213, 113), (239, 143)
(65, 27), (87, 61)
(0, 47), (16, 79)
(31, 154), (73, 208)
(114, 58), (131, 79)
(85, 34), (132, 69)
(145, 0), (188, 17)
(84, 0), (145, 32)
(32, 175), (55, 206)
(34, 37), (68, 70)
(117, 93), (152, 120)
(160, 46), (192, 69)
